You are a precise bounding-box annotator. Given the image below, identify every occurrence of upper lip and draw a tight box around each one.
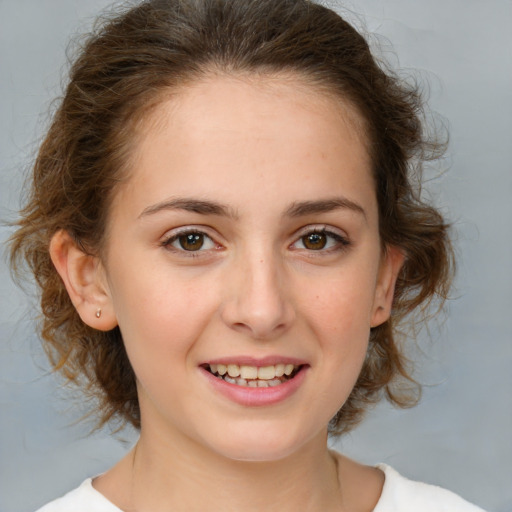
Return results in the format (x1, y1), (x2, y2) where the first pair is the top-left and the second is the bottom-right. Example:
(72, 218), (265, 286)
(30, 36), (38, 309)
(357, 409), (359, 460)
(200, 355), (308, 367)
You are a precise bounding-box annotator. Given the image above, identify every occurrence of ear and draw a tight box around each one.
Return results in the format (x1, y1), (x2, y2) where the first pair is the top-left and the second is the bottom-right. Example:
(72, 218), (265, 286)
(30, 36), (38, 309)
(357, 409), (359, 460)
(49, 230), (118, 331)
(370, 245), (405, 328)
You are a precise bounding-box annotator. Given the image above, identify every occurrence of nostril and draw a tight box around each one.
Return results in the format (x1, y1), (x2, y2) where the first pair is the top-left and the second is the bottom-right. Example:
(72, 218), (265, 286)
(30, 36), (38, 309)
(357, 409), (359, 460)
(231, 322), (253, 333)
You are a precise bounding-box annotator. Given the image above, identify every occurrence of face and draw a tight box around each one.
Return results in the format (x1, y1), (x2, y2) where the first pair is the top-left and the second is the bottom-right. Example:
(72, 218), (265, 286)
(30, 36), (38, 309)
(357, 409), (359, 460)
(98, 74), (401, 461)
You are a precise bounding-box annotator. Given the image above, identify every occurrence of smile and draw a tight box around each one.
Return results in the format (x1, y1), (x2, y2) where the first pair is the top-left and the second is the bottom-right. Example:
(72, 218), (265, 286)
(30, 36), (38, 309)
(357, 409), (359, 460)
(205, 363), (301, 388)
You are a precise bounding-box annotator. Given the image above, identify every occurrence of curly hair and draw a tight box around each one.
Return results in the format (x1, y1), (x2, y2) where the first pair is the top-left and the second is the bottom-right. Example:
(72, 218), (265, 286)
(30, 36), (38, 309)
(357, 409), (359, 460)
(9, 0), (453, 435)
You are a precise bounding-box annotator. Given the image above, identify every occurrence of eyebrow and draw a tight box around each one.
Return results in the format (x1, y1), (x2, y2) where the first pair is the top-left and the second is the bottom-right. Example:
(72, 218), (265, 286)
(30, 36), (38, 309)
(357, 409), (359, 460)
(138, 196), (366, 221)
(284, 197), (367, 220)
(139, 198), (239, 219)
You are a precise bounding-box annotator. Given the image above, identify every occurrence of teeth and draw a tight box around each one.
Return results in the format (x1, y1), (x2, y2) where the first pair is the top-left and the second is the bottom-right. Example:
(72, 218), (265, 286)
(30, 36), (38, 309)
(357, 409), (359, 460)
(209, 362), (301, 387)
(275, 364), (285, 377)
(240, 365), (258, 380)
(258, 366), (276, 379)
(227, 364), (240, 378)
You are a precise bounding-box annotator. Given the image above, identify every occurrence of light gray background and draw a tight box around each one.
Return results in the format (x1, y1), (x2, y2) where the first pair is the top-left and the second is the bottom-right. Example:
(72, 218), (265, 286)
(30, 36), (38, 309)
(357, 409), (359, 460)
(1, 1), (511, 511)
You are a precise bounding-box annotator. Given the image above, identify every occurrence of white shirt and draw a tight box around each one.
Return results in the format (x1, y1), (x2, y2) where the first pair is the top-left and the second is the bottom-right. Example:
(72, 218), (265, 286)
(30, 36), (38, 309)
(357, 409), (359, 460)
(35, 464), (486, 511)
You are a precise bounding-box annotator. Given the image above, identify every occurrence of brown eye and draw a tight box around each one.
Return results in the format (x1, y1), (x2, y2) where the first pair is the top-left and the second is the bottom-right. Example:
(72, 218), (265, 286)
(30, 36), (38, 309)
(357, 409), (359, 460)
(293, 229), (350, 253)
(164, 230), (217, 253)
(301, 232), (327, 250)
(178, 233), (205, 251)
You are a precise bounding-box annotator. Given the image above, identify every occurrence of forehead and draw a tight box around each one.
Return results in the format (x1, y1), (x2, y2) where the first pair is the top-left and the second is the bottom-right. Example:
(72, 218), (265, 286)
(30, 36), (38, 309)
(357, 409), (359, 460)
(138, 72), (370, 164)
(111, 73), (375, 221)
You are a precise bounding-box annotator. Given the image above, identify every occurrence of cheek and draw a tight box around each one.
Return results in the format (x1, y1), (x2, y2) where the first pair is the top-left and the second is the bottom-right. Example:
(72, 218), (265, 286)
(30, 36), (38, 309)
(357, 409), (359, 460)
(303, 273), (377, 339)
(298, 286), (372, 430)
(108, 267), (220, 364)
(108, 272), (221, 413)
(298, 269), (377, 397)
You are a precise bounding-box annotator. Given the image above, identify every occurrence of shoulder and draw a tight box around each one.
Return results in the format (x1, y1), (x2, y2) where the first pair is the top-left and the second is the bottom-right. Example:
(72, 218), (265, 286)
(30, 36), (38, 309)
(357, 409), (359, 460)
(374, 464), (486, 512)
(35, 478), (122, 512)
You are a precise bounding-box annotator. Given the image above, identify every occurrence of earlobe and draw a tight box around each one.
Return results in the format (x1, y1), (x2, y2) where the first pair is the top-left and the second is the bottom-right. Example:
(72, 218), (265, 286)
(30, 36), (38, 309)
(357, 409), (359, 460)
(49, 230), (118, 331)
(370, 245), (405, 328)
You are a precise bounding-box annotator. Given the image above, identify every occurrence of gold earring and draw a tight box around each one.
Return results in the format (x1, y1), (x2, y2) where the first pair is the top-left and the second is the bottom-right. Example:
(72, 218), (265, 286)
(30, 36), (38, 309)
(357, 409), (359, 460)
(95, 308), (102, 319)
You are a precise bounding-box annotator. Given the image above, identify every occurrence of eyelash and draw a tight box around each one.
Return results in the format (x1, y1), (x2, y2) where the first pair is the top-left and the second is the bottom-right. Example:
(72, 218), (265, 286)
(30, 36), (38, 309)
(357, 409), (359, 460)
(290, 227), (350, 253)
(160, 226), (350, 256)
(161, 228), (219, 257)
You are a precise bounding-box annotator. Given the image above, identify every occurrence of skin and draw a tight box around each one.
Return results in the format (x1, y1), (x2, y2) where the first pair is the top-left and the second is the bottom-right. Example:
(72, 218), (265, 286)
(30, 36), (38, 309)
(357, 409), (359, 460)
(50, 73), (404, 511)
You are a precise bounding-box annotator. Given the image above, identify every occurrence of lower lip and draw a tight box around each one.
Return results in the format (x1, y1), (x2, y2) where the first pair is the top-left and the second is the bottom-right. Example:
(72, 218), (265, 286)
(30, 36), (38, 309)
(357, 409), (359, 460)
(200, 366), (308, 407)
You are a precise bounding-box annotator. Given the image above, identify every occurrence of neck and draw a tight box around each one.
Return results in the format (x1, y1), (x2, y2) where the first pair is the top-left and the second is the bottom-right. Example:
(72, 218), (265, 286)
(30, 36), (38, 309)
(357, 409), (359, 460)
(103, 424), (345, 512)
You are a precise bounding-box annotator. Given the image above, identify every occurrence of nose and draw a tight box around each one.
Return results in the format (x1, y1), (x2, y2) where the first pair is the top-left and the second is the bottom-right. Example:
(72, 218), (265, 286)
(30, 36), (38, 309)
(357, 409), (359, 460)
(220, 251), (295, 340)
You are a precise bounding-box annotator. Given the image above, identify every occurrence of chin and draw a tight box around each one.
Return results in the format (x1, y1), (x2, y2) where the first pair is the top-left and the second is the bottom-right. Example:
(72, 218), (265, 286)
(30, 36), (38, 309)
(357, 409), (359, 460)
(205, 422), (321, 463)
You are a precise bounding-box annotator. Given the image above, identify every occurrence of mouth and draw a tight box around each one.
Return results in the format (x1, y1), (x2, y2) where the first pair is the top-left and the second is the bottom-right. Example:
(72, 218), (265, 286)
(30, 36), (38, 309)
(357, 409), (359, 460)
(202, 363), (303, 388)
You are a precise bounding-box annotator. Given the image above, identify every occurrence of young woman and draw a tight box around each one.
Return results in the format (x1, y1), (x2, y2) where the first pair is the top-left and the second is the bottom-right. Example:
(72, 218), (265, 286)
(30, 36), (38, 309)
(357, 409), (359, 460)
(9, 0), (485, 510)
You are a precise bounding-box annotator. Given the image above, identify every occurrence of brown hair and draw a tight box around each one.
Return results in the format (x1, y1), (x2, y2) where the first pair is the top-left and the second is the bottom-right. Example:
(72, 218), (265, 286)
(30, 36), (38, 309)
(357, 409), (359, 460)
(9, 0), (453, 435)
